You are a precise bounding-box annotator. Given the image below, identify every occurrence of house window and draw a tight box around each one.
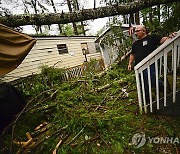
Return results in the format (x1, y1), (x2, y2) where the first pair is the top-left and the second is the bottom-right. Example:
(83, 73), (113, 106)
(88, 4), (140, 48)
(57, 44), (68, 54)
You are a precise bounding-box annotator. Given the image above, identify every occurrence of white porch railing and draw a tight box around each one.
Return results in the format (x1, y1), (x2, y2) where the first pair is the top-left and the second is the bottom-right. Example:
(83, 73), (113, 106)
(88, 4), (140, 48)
(134, 30), (180, 114)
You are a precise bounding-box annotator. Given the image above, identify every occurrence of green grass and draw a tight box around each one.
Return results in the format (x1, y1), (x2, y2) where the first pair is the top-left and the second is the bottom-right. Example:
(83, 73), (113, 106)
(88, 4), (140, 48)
(0, 60), (180, 154)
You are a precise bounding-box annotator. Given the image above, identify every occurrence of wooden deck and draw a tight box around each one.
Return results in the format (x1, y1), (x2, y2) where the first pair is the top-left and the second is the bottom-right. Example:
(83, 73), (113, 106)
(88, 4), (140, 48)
(152, 91), (180, 117)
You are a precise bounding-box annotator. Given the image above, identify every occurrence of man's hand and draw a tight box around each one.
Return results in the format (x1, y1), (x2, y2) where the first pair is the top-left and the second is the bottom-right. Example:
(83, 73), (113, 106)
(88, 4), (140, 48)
(160, 32), (177, 44)
(168, 32), (177, 38)
(128, 64), (132, 71)
(128, 54), (135, 71)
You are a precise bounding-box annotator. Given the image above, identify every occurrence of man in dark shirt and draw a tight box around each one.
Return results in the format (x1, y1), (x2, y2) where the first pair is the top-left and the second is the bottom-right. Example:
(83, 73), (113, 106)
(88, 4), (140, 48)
(128, 25), (169, 102)
(132, 35), (162, 65)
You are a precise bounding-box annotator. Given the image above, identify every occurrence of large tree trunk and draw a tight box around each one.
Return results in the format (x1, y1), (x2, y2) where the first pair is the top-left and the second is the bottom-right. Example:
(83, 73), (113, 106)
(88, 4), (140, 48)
(149, 7), (153, 23)
(129, 13), (134, 24)
(123, 15), (128, 24)
(157, 4), (161, 22)
(135, 11), (140, 25)
(31, 0), (43, 33)
(74, 0), (86, 36)
(22, 0), (39, 34)
(0, 0), (178, 27)
(50, 0), (63, 34)
(67, 0), (78, 35)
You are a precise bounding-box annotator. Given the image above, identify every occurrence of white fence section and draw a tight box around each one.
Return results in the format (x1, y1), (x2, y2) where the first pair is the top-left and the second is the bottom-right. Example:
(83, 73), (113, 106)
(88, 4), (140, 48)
(134, 30), (180, 114)
(62, 59), (105, 81)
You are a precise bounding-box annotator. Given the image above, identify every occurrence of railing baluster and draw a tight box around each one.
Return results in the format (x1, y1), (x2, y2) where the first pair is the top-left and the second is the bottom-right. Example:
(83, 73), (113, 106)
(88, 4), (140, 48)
(176, 37), (180, 68)
(173, 41), (178, 103)
(177, 45), (180, 67)
(155, 57), (160, 109)
(159, 57), (162, 77)
(135, 70), (143, 113)
(172, 48), (174, 71)
(140, 70), (147, 113)
(147, 63), (153, 112)
(164, 49), (168, 106)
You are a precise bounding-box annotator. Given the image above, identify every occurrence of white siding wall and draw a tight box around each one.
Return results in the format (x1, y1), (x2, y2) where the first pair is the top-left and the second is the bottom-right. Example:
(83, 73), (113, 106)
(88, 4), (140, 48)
(2, 37), (102, 82)
(102, 45), (111, 67)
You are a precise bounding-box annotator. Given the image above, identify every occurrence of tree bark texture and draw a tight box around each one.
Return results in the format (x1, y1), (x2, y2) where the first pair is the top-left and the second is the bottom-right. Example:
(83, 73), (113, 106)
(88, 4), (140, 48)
(74, 0), (86, 36)
(67, 0), (78, 35)
(0, 0), (179, 27)
(50, 0), (63, 34)
(135, 11), (140, 25)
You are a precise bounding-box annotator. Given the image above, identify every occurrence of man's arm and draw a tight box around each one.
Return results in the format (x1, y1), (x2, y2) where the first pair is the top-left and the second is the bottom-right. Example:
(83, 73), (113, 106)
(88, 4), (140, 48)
(128, 54), (135, 70)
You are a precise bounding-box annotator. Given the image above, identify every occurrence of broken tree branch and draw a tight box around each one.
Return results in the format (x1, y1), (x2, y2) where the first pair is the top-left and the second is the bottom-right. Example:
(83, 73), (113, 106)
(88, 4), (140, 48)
(52, 134), (69, 154)
(94, 92), (109, 111)
(52, 138), (63, 154)
(71, 136), (100, 147)
(96, 80), (126, 92)
(67, 126), (85, 146)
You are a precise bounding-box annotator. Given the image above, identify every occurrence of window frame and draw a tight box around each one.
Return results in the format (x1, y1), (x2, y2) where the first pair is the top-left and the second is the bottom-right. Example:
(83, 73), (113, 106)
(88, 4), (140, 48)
(57, 44), (68, 55)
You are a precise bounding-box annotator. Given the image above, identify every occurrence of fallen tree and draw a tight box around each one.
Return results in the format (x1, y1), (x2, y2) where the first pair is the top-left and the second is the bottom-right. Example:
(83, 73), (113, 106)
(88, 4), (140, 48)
(0, 0), (179, 27)
(1, 61), (180, 153)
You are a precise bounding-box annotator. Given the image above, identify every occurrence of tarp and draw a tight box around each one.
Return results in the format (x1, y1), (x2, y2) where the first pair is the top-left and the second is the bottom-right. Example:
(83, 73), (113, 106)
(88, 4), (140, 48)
(0, 24), (36, 76)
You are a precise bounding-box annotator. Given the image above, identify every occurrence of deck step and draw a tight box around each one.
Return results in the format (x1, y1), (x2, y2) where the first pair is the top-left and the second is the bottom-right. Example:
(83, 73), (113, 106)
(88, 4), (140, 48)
(151, 91), (180, 117)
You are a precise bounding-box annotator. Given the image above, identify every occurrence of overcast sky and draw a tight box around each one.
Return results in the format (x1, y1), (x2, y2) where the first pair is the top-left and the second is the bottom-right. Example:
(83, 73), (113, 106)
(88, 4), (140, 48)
(1, 0), (109, 35)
